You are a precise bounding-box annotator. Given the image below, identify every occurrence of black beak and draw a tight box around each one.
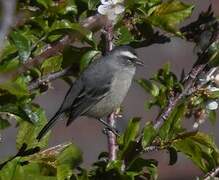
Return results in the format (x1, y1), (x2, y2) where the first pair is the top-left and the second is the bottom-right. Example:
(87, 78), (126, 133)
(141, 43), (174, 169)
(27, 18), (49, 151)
(134, 58), (144, 66)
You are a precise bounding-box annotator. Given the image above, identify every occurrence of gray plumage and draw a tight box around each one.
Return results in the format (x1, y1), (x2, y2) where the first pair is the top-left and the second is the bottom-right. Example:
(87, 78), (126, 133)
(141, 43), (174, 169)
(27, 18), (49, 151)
(37, 46), (143, 140)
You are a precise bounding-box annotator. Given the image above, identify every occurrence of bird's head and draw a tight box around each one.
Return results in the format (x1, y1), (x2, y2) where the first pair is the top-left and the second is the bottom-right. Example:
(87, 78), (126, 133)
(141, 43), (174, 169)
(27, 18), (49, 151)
(111, 46), (144, 67)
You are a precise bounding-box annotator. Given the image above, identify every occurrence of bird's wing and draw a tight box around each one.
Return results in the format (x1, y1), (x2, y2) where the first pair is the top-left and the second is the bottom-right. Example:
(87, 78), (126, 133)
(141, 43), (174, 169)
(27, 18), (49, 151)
(66, 78), (112, 126)
(37, 59), (115, 140)
(36, 80), (84, 140)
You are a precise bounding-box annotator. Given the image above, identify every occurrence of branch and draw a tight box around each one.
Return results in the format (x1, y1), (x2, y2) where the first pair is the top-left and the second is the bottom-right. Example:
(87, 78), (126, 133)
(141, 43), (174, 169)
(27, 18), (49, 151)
(154, 27), (219, 130)
(103, 21), (117, 161)
(154, 63), (206, 129)
(203, 167), (219, 180)
(1, 14), (108, 83)
(28, 66), (72, 91)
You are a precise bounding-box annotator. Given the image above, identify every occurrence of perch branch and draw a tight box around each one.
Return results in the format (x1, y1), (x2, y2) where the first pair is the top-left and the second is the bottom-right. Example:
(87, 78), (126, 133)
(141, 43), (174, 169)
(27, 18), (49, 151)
(104, 21), (117, 161)
(28, 66), (72, 91)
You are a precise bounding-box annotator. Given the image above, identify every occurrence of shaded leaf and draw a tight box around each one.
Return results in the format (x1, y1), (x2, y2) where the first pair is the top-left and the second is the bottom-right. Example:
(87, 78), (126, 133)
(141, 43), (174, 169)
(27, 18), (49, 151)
(56, 144), (82, 180)
(16, 107), (49, 150)
(37, 0), (53, 9)
(115, 27), (135, 46)
(0, 118), (11, 130)
(168, 147), (178, 165)
(80, 50), (100, 71)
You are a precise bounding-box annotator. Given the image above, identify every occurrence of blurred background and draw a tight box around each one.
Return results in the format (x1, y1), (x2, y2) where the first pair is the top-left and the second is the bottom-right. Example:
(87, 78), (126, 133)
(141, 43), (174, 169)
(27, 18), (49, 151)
(1, 0), (219, 179)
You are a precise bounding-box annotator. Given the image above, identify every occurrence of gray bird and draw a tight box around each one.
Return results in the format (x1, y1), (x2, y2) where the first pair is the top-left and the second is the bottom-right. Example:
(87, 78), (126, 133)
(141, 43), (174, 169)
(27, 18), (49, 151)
(37, 46), (143, 140)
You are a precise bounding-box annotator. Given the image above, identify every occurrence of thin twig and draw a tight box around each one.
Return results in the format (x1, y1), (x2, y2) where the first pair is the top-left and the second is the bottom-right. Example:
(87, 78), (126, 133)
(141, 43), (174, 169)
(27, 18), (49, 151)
(28, 66), (72, 91)
(203, 167), (219, 180)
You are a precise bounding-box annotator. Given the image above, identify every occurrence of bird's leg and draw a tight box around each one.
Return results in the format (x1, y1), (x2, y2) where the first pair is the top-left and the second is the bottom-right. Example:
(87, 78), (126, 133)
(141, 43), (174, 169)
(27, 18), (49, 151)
(97, 118), (120, 137)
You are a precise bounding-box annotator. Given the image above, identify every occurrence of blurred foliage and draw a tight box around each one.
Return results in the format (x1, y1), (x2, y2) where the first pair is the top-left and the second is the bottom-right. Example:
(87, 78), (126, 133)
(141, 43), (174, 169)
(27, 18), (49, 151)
(0, 0), (218, 180)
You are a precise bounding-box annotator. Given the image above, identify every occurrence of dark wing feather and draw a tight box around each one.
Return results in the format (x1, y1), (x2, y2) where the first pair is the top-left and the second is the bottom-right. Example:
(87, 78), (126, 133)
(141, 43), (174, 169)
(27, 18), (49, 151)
(66, 84), (110, 126)
(37, 80), (83, 140)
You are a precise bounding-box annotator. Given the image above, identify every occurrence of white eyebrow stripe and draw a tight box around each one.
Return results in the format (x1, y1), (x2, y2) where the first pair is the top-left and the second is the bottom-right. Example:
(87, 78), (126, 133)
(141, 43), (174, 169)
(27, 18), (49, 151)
(120, 51), (137, 59)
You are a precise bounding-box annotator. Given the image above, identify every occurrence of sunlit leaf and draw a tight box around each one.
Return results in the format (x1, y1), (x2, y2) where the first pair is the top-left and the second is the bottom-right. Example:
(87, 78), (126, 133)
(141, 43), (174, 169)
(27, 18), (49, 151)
(147, 0), (194, 34)
(56, 144), (82, 180)
(137, 79), (159, 97)
(41, 55), (63, 75)
(10, 31), (32, 62)
(142, 122), (157, 149)
(0, 76), (29, 97)
(173, 132), (219, 172)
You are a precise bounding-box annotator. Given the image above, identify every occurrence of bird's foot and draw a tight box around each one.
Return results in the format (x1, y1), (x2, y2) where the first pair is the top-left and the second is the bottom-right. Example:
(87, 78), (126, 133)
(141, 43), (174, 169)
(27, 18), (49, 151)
(97, 118), (120, 137)
(114, 107), (123, 119)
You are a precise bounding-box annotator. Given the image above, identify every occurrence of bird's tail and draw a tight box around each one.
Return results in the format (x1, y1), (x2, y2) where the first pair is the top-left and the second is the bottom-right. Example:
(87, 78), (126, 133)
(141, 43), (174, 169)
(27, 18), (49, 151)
(37, 112), (63, 141)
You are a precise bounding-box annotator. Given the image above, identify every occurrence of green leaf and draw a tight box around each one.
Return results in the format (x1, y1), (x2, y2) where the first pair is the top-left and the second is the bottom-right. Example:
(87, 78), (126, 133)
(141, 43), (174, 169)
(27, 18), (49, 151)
(208, 110), (217, 125)
(173, 132), (219, 172)
(159, 103), (186, 140)
(80, 50), (100, 71)
(41, 55), (63, 75)
(10, 31), (32, 62)
(106, 160), (123, 172)
(62, 46), (93, 76)
(0, 102), (41, 124)
(208, 40), (219, 67)
(49, 21), (93, 41)
(137, 79), (159, 97)
(128, 157), (158, 172)
(168, 147), (178, 165)
(37, 0), (53, 8)
(0, 158), (57, 180)
(0, 118), (11, 129)
(58, 0), (78, 15)
(207, 90), (219, 99)
(56, 144), (82, 180)
(147, 0), (194, 34)
(119, 118), (141, 147)
(16, 107), (49, 150)
(141, 122), (156, 149)
(118, 118), (141, 161)
(88, 0), (99, 10)
(0, 158), (23, 180)
(0, 76), (28, 97)
(115, 27), (135, 46)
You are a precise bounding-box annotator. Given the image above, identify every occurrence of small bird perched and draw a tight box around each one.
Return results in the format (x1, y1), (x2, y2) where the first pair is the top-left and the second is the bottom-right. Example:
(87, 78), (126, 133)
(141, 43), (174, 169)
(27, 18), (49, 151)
(37, 46), (143, 140)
